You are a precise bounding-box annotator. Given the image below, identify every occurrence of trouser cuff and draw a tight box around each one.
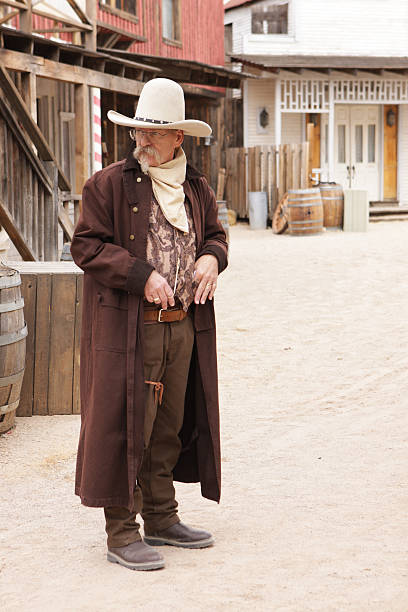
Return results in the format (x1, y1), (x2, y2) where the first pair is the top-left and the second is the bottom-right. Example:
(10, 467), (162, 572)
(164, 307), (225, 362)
(107, 532), (142, 549)
(143, 514), (180, 536)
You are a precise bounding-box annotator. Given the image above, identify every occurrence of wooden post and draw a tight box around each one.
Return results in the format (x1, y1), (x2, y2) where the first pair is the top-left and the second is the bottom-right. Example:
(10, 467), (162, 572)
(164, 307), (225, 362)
(75, 83), (90, 196)
(328, 81), (335, 182)
(44, 162), (59, 261)
(21, 72), (37, 122)
(19, 0), (32, 34)
(274, 78), (281, 195)
(84, 0), (97, 51)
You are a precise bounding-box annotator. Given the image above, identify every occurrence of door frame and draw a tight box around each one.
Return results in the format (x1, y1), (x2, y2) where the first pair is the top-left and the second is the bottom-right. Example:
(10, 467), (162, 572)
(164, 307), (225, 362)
(320, 102), (386, 201)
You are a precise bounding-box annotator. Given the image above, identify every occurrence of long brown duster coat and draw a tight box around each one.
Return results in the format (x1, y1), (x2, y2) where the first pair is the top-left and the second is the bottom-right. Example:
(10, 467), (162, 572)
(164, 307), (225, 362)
(70, 151), (228, 511)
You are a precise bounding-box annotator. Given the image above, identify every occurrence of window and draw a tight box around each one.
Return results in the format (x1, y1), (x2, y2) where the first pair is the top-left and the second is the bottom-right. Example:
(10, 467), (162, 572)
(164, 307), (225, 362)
(100, 0), (137, 17)
(162, 0), (181, 42)
(368, 124), (376, 163)
(252, 0), (288, 34)
(338, 125), (346, 164)
(355, 125), (363, 163)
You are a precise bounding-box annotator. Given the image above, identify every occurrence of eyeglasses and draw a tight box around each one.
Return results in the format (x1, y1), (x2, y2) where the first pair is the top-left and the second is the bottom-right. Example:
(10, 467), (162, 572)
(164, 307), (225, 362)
(130, 128), (171, 143)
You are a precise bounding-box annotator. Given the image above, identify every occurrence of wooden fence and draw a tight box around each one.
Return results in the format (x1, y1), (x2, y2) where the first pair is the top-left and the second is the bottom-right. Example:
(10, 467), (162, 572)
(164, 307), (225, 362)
(225, 143), (309, 219)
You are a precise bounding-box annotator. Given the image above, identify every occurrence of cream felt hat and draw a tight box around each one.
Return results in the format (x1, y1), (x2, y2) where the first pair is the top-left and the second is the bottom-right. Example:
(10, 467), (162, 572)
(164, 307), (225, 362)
(107, 78), (212, 137)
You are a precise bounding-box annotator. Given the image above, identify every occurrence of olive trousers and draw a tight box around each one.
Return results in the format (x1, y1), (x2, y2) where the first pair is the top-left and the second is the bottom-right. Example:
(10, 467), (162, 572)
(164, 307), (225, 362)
(104, 314), (194, 548)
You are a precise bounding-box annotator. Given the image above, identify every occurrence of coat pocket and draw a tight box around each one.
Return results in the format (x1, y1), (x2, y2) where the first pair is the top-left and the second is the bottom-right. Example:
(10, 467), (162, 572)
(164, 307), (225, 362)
(94, 290), (128, 353)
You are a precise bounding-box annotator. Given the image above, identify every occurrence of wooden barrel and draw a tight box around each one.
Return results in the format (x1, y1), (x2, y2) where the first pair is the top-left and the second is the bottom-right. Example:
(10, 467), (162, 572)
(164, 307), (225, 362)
(287, 188), (323, 235)
(0, 269), (27, 434)
(217, 200), (229, 242)
(319, 183), (344, 229)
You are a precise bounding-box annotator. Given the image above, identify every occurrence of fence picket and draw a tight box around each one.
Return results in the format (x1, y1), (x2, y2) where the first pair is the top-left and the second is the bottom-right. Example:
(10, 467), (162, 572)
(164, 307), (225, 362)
(226, 143), (309, 220)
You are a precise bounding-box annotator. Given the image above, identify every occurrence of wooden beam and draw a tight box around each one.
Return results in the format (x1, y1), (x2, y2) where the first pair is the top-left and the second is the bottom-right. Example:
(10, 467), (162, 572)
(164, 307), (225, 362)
(19, 0), (31, 33)
(33, 27), (87, 33)
(0, 64), (70, 190)
(0, 198), (36, 261)
(85, 0), (96, 51)
(21, 70), (36, 121)
(65, 0), (92, 25)
(285, 68), (304, 74)
(308, 68), (332, 75)
(0, 9), (18, 25)
(0, 0), (27, 9)
(0, 48), (145, 94)
(339, 68), (358, 76)
(32, 8), (93, 31)
(104, 32), (121, 49)
(0, 97), (51, 190)
(58, 203), (74, 241)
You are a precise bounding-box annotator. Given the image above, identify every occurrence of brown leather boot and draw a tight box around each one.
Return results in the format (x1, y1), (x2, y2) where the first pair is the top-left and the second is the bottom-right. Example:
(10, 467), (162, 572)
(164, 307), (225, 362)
(107, 540), (165, 571)
(144, 522), (214, 549)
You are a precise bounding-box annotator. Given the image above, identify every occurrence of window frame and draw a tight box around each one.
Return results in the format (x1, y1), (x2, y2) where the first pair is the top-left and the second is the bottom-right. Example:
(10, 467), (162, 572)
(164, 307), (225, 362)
(99, 0), (139, 25)
(161, 0), (182, 47)
(250, 0), (291, 37)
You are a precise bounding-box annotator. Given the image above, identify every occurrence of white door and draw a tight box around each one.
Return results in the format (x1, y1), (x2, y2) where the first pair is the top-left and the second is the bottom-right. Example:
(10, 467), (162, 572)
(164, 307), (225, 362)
(321, 105), (380, 201)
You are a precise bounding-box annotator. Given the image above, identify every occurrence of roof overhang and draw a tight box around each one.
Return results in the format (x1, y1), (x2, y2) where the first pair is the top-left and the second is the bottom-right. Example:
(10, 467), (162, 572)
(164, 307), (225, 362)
(100, 49), (258, 89)
(0, 26), (160, 81)
(229, 54), (408, 77)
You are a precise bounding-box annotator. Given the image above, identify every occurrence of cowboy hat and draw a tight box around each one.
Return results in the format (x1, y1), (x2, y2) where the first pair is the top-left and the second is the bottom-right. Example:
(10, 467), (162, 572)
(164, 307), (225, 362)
(107, 78), (212, 138)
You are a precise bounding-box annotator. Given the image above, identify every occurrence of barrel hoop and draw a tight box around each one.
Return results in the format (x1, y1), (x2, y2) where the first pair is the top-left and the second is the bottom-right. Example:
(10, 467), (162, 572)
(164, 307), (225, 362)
(0, 324), (28, 346)
(0, 369), (25, 388)
(289, 219), (323, 225)
(0, 274), (21, 289)
(0, 398), (20, 415)
(290, 227), (323, 232)
(287, 197), (322, 203)
(321, 196), (344, 201)
(287, 188), (320, 195)
(287, 202), (323, 208)
(0, 298), (24, 313)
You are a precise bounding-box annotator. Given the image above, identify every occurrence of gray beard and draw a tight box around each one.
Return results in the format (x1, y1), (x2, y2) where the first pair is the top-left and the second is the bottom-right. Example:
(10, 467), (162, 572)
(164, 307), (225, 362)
(133, 145), (161, 174)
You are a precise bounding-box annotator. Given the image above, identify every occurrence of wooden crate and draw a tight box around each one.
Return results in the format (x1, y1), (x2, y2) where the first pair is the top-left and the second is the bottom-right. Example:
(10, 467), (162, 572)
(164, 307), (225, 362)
(7, 262), (83, 416)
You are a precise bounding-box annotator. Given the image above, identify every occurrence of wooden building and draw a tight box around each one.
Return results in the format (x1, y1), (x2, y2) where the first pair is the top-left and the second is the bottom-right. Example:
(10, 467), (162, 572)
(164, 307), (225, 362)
(225, 0), (408, 207)
(0, 0), (249, 261)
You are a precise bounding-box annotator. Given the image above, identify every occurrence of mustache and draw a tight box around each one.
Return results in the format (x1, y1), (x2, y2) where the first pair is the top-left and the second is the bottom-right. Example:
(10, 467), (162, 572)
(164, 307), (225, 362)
(133, 145), (161, 163)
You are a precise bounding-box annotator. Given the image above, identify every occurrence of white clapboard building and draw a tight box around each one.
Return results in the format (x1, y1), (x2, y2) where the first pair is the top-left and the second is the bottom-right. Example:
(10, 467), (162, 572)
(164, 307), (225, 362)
(224, 0), (408, 204)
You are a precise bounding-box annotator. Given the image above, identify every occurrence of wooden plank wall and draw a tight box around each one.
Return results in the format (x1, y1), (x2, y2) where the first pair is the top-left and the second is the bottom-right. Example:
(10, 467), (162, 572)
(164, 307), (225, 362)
(16, 265), (83, 416)
(0, 98), (59, 261)
(225, 143), (309, 219)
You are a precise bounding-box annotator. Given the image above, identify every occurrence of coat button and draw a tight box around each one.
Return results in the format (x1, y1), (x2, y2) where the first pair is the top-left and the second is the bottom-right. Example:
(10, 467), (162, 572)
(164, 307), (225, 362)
(137, 177), (142, 183)
(129, 234), (135, 240)
(132, 206), (138, 213)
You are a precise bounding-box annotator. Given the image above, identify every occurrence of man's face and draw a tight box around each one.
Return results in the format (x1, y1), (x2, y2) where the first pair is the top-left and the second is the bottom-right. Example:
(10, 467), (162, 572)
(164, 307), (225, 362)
(134, 128), (184, 168)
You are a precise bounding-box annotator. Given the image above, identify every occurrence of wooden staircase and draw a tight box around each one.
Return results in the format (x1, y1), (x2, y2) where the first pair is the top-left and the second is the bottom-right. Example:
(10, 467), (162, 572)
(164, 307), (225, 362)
(0, 66), (75, 261)
(369, 201), (408, 222)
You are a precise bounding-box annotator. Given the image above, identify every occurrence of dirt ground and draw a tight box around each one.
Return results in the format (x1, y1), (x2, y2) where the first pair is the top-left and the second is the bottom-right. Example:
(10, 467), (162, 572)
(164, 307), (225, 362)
(1, 221), (408, 612)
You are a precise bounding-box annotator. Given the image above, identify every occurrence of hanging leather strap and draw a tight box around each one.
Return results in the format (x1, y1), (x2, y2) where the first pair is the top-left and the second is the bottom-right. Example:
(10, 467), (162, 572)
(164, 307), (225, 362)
(145, 380), (164, 405)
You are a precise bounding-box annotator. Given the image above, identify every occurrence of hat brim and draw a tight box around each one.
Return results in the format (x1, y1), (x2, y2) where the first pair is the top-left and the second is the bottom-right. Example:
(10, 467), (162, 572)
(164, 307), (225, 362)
(107, 110), (212, 137)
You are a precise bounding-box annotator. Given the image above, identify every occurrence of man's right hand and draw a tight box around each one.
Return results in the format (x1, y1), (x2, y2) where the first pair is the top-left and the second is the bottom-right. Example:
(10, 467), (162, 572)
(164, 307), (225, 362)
(144, 270), (175, 310)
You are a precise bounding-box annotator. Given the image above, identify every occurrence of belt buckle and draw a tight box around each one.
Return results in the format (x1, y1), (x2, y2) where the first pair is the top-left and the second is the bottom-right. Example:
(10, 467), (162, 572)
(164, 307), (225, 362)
(158, 309), (165, 322)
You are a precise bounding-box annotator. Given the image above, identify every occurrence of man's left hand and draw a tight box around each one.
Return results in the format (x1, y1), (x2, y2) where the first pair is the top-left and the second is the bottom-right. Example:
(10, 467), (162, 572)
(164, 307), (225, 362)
(194, 254), (218, 304)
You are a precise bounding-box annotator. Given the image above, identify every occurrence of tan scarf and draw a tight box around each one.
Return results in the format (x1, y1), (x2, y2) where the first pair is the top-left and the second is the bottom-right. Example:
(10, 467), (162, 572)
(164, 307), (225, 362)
(148, 148), (188, 233)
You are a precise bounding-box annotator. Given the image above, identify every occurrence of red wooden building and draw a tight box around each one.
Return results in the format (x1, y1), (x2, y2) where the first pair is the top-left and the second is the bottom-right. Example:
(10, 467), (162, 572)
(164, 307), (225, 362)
(0, 0), (247, 261)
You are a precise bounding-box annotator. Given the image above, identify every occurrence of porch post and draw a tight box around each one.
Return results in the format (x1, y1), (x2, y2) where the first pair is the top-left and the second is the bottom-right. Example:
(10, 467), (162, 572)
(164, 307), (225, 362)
(243, 79), (248, 147)
(328, 81), (335, 181)
(274, 77), (281, 147)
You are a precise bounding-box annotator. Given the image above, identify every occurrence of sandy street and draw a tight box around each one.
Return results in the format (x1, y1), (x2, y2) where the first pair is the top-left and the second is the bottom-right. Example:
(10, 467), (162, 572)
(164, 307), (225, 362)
(1, 221), (408, 612)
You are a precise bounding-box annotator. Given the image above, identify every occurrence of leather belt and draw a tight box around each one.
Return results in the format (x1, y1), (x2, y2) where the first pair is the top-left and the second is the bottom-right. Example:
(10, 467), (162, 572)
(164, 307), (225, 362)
(144, 306), (188, 323)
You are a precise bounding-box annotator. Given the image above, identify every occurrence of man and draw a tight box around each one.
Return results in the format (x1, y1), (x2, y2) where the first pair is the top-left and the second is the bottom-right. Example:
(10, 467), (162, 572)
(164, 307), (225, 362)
(70, 78), (228, 571)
